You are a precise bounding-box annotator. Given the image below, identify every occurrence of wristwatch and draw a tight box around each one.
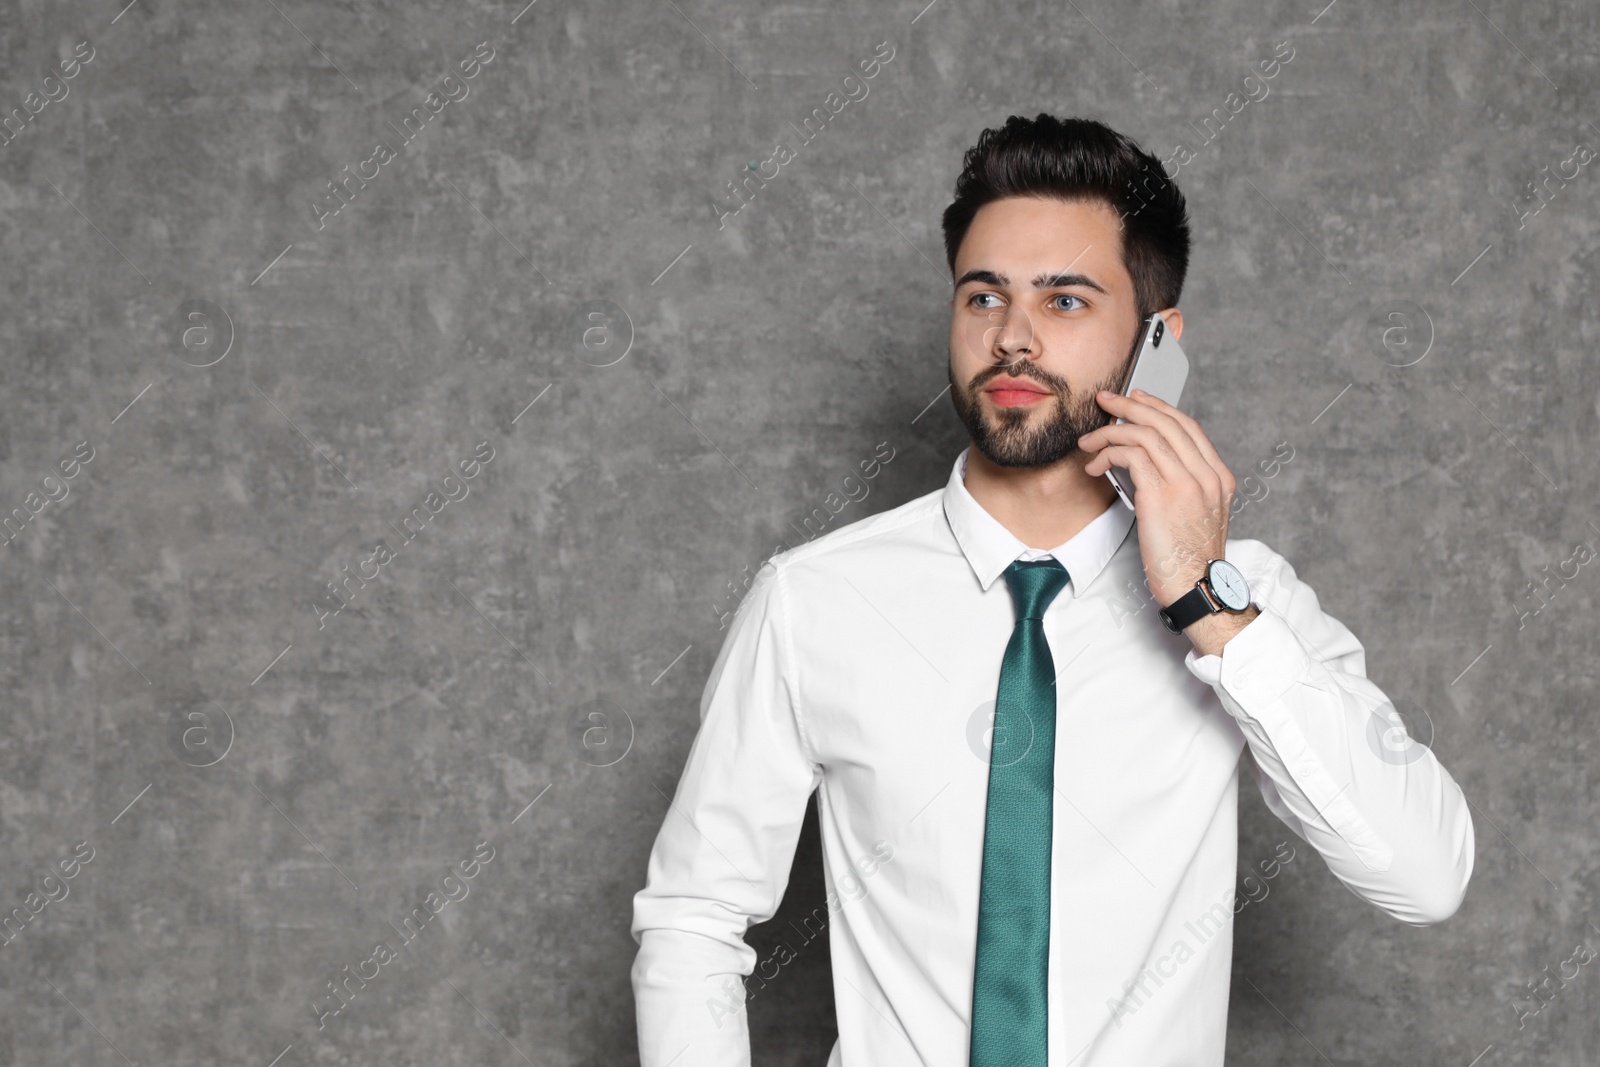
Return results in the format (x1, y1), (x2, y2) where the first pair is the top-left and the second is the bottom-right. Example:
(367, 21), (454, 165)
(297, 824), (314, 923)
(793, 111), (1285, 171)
(1158, 559), (1252, 634)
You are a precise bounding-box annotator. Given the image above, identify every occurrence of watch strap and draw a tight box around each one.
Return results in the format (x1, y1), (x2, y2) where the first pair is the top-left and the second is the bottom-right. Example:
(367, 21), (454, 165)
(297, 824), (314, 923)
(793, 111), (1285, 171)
(1158, 581), (1217, 634)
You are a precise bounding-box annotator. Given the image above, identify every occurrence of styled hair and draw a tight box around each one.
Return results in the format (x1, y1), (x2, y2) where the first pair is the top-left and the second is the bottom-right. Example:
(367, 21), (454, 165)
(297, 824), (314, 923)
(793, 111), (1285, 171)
(941, 114), (1191, 323)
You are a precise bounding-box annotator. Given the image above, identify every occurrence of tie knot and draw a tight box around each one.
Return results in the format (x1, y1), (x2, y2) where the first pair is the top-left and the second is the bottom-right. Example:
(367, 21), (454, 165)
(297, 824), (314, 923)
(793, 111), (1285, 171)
(1003, 558), (1070, 621)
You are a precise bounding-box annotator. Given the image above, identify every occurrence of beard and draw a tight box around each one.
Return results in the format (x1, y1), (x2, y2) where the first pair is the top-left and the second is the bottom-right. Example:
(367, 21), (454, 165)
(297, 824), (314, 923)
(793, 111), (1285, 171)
(949, 327), (1142, 469)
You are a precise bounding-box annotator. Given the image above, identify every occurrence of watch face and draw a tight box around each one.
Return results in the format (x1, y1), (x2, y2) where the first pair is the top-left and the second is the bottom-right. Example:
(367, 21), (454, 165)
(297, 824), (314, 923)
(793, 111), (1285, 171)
(1207, 560), (1250, 611)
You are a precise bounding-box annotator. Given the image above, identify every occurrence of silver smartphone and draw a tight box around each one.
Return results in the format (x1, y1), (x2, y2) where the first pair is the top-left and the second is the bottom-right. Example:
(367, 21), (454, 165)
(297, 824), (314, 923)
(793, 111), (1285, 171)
(1105, 313), (1190, 509)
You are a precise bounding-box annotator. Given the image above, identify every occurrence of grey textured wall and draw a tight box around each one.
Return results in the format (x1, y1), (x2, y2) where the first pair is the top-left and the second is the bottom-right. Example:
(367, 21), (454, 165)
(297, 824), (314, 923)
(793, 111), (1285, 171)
(1, 0), (1596, 1064)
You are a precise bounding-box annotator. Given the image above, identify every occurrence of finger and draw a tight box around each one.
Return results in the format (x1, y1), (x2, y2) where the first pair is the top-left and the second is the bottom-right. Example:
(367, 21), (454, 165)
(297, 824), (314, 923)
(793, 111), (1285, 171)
(1128, 389), (1235, 497)
(1086, 392), (1197, 470)
(1109, 391), (1222, 495)
(1083, 442), (1166, 487)
(1081, 421), (1193, 487)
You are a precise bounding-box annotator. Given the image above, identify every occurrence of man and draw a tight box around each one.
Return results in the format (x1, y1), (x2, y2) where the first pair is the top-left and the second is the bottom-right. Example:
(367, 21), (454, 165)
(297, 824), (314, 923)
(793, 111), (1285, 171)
(630, 114), (1474, 1066)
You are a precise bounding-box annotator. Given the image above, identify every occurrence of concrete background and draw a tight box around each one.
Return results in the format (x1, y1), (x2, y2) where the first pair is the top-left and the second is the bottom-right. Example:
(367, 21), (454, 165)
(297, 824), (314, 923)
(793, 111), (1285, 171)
(0, 0), (1596, 1063)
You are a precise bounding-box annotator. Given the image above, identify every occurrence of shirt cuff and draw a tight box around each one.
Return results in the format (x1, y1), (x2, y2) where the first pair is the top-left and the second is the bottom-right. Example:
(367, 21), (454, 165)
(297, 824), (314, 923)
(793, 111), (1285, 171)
(1183, 606), (1311, 707)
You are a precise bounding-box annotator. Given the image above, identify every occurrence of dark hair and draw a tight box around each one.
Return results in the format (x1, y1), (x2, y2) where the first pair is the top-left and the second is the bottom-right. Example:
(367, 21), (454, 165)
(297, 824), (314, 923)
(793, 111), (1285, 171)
(941, 114), (1191, 324)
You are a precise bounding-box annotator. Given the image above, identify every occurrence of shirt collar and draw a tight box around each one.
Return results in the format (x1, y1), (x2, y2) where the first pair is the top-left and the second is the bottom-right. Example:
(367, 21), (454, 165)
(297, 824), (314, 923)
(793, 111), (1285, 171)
(942, 445), (1135, 594)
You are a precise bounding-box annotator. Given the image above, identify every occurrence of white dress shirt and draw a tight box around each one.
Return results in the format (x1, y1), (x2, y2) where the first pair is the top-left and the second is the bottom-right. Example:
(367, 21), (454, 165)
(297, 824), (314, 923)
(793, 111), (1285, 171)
(631, 446), (1474, 1067)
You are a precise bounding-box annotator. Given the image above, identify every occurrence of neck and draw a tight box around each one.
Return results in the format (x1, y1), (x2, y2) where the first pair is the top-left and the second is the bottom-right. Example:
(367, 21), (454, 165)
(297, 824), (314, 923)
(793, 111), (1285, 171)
(962, 444), (1118, 550)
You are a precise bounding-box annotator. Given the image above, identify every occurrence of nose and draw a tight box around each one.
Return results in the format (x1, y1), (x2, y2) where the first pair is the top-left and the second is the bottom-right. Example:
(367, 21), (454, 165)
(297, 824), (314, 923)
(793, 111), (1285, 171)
(990, 306), (1037, 368)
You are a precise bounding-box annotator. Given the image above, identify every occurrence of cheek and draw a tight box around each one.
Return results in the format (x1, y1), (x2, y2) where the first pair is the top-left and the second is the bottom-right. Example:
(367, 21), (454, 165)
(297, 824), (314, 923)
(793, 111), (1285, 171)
(954, 303), (1022, 363)
(949, 325), (991, 382)
(951, 315), (986, 363)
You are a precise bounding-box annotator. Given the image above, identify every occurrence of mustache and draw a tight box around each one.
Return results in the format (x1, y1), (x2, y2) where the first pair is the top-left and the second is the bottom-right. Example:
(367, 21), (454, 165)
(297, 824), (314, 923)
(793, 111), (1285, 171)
(970, 361), (1065, 393)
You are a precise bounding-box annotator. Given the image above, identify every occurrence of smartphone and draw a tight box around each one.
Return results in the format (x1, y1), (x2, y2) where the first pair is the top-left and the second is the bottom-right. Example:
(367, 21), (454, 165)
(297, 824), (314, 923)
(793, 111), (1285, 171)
(1105, 313), (1189, 510)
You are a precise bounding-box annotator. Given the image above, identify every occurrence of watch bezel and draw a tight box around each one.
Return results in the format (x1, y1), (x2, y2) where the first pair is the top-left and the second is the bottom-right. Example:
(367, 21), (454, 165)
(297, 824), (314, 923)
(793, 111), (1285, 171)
(1205, 559), (1250, 612)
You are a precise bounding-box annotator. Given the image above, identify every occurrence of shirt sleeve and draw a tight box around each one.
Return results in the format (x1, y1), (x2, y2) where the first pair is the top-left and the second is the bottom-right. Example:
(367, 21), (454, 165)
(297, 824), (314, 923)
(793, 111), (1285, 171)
(630, 559), (823, 1066)
(1183, 539), (1475, 927)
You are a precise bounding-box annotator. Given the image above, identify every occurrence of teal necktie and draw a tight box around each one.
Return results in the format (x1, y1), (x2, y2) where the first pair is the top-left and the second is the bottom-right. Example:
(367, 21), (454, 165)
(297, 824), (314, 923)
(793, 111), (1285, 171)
(971, 557), (1071, 1066)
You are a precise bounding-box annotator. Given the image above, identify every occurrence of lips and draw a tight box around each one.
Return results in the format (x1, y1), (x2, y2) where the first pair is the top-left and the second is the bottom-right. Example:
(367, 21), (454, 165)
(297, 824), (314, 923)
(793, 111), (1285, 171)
(984, 378), (1052, 406)
(984, 373), (1051, 393)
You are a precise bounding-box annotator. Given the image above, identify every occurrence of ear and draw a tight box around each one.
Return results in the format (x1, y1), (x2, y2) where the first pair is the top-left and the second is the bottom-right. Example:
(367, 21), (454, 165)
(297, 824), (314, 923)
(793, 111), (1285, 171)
(1157, 307), (1184, 342)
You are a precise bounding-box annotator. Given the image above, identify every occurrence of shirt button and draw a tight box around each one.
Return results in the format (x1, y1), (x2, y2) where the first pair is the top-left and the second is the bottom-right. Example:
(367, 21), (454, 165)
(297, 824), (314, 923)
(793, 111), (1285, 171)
(1233, 667), (1252, 687)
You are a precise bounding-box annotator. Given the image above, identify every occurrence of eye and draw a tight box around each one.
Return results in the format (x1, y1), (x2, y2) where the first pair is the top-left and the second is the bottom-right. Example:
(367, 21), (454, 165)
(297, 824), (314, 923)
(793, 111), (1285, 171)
(968, 292), (1001, 309)
(1050, 293), (1086, 311)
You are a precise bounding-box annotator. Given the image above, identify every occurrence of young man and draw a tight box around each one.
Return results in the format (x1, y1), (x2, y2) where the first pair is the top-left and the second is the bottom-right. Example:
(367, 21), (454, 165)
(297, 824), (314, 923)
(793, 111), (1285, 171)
(631, 114), (1474, 1066)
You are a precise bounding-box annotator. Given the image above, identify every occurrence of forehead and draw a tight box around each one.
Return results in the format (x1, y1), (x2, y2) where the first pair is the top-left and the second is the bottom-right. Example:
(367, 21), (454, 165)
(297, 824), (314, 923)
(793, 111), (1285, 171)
(955, 196), (1130, 292)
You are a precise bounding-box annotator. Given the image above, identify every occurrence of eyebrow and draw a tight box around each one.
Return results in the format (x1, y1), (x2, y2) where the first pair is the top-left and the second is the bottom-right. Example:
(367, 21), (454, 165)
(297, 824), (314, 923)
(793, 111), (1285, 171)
(953, 268), (1108, 295)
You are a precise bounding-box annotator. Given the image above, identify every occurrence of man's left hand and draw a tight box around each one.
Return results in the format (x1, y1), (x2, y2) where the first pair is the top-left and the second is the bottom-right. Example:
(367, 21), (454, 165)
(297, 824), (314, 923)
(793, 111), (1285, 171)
(1079, 388), (1258, 656)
